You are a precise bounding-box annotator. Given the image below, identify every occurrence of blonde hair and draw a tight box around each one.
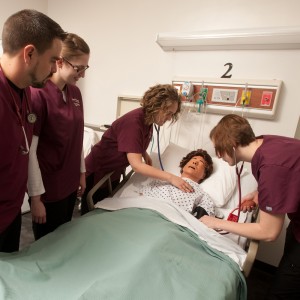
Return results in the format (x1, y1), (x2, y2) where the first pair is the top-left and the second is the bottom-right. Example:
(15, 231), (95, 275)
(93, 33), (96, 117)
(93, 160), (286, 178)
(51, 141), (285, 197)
(61, 33), (90, 59)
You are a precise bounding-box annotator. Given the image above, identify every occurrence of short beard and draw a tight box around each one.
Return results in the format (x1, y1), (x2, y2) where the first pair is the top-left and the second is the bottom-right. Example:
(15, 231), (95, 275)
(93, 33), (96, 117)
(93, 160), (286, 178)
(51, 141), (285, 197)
(31, 81), (46, 88)
(30, 66), (52, 88)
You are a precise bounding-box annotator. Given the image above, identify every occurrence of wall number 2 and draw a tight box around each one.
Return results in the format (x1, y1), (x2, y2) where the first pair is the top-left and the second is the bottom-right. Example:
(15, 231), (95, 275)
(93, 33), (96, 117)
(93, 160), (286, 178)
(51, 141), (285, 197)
(221, 63), (233, 78)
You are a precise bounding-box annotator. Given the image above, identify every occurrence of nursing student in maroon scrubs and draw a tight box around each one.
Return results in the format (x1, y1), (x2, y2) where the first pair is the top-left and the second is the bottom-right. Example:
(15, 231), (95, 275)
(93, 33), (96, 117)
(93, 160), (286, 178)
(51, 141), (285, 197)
(0, 9), (65, 252)
(81, 84), (194, 215)
(201, 114), (300, 299)
(27, 33), (90, 240)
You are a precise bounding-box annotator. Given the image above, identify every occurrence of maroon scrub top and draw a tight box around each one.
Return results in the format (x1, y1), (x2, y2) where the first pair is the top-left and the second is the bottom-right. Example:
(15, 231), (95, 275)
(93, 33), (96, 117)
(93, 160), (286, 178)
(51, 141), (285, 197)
(252, 135), (300, 242)
(30, 81), (84, 202)
(85, 107), (153, 184)
(0, 69), (33, 233)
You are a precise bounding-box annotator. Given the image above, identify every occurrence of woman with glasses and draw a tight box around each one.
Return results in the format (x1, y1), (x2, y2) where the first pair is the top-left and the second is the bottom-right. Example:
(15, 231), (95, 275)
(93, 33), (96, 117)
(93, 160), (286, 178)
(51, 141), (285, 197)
(27, 33), (90, 240)
(81, 84), (194, 215)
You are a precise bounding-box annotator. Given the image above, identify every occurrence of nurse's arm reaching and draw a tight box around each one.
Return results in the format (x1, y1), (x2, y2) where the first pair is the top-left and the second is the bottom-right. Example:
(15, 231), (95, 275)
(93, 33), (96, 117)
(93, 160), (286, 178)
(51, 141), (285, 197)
(142, 151), (152, 166)
(27, 135), (47, 224)
(200, 210), (285, 242)
(127, 152), (194, 192)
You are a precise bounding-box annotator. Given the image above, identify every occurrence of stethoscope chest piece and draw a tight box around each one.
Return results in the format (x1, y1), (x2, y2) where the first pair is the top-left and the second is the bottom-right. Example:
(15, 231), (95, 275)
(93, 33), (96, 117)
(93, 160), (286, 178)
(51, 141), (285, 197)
(27, 113), (37, 124)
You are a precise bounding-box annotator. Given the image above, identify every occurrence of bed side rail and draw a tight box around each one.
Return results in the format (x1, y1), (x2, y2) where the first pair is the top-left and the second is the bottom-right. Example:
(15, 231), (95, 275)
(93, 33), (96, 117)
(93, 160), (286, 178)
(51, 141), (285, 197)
(86, 171), (114, 211)
(242, 208), (260, 277)
(86, 169), (135, 211)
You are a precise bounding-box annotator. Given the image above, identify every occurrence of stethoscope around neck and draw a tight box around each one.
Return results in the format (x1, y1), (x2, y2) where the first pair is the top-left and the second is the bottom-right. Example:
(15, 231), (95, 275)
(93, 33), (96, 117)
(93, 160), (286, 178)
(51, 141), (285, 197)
(219, 147), (244, 235)
(234, 147), (244, 222)
(154, 124), (164, 171)
(7, 82), (37, 155)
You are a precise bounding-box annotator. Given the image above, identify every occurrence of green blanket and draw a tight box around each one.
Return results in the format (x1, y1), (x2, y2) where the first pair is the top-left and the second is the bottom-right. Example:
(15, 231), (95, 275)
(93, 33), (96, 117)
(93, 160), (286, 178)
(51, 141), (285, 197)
(0, 208), (246, 300)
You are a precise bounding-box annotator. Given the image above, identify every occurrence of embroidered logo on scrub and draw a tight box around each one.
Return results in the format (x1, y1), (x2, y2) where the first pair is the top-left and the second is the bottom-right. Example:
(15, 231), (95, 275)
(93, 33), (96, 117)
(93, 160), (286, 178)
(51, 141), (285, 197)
(266, 206), (272, 212)
(72, 98), (81, 107)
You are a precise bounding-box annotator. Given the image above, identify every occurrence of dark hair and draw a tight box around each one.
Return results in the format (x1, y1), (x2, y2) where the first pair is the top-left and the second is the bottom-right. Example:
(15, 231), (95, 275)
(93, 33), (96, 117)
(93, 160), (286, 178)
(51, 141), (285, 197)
(210, 114), (256, 158)
(62, 33), (90, 59)
(2, 9), (66, 55)
(141, 84), (181, 125)
(179, 149), (213, 183)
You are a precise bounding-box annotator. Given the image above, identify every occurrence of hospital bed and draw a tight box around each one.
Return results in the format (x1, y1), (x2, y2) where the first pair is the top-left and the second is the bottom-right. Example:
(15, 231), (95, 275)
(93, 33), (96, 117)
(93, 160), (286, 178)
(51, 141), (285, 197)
(0, 127), (259, 300)
(86, 142), (260, 274)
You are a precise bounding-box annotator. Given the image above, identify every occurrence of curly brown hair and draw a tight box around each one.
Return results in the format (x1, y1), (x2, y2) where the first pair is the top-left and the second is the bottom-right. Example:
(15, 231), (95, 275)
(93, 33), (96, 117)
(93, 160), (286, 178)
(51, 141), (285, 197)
(141, 84), (181, 125)
(179, 149), (213, 183)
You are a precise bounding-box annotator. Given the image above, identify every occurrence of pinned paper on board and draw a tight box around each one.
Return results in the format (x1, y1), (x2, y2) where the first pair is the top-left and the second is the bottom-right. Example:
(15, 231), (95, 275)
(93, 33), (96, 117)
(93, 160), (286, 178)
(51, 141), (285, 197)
(261, 91), (273, 107)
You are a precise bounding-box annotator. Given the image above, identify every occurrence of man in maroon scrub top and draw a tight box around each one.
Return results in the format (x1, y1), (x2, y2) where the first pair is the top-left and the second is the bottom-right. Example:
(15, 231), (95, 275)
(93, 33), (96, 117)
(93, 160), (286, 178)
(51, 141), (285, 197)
(0, 9), (65, 252)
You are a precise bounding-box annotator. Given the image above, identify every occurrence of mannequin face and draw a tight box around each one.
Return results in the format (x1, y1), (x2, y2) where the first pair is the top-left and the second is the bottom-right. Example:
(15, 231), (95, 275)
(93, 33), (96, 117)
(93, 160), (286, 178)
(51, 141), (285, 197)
(182, 156), (206, 183)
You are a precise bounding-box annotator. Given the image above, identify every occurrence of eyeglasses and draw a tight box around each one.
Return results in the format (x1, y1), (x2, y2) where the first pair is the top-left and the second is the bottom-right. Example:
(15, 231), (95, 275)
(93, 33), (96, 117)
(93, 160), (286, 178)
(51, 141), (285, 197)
(62, 57), (89, 73)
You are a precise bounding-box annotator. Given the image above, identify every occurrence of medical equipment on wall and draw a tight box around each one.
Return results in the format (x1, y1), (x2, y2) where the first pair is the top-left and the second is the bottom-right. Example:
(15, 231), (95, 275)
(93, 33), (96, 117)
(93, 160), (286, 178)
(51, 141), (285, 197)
(173, 77), (282, 120)
(181, 81), (194, 100)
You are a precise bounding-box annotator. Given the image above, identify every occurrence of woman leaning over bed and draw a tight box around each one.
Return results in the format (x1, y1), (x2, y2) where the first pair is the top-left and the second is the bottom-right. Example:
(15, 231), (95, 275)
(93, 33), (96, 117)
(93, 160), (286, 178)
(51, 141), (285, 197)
(81, 84), (194, 215)
(201, 114), (300, 300)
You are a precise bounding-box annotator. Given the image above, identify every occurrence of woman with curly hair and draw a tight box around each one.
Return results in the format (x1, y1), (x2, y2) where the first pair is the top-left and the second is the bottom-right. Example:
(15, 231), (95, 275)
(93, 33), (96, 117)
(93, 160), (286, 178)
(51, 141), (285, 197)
(141, 149), (215, 219)
(81, 84), (194, 214)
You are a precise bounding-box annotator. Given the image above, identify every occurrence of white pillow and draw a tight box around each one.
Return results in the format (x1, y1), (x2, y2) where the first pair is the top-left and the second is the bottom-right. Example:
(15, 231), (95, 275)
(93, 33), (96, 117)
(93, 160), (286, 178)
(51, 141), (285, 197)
(201, 158), (236, 207)
(152, 143), (238, 207)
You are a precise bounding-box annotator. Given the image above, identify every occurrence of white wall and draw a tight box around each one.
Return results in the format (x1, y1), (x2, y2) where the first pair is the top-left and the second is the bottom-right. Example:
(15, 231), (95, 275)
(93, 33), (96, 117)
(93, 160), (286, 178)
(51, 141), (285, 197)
(0, 0), (47, 22)
(1, 0), (299, 266)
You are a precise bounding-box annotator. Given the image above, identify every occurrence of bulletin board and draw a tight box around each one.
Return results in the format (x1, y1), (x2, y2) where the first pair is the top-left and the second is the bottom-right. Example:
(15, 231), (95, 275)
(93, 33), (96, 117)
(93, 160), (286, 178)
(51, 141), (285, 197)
(172, 77), (282, 119)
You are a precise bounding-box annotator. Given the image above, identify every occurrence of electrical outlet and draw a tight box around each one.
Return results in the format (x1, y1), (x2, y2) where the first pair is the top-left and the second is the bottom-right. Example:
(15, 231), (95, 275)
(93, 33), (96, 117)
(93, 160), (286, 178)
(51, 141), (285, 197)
(211, 88), (238, 104)
(241, 91), (251, 105)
